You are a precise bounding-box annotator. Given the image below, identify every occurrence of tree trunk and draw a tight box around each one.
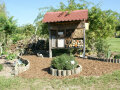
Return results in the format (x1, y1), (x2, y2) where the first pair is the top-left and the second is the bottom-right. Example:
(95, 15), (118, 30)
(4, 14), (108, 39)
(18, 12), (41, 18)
(5, 34), (8, 45)
(114, 32), (117, 38)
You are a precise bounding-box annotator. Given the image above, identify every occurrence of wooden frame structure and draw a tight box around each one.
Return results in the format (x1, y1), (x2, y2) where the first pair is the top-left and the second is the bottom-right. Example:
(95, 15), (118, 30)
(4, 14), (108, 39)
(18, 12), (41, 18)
(43, 10), (88, 58)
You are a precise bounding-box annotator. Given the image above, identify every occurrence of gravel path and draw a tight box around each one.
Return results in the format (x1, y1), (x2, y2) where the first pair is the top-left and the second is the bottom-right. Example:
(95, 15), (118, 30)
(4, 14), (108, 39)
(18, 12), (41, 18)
(19, 55), (120, 79)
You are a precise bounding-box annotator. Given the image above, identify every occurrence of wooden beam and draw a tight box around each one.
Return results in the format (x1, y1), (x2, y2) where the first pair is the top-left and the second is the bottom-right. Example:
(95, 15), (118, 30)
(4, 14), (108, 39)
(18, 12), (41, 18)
(83, 21), (86, 58)
(48, 25), (52, 58)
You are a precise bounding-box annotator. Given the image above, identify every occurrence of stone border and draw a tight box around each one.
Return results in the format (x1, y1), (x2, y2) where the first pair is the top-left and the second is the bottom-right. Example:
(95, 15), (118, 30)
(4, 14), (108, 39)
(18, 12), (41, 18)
(87, 56), (120, 63)
(50, 65), (82, 76)
(14, 58), (30, 76)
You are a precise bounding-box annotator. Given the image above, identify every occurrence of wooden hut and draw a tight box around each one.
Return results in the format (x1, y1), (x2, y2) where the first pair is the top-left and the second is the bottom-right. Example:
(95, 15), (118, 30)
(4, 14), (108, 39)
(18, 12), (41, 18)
(43, 10), (88, 58)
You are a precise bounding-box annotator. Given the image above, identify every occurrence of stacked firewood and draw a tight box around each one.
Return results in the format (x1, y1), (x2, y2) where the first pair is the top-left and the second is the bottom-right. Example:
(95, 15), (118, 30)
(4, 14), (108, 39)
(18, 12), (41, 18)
(65, 39), (83, 48)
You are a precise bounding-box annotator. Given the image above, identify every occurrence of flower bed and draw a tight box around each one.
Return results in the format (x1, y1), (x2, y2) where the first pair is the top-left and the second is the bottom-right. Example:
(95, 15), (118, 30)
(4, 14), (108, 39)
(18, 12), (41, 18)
(50, 64), (82, 76)
(50, 54), (82, 76)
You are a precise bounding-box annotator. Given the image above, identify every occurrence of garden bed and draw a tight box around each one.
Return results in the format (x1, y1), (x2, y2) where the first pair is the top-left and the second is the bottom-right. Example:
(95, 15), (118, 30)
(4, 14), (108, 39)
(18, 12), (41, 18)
(18, 55), (120, 79)
(50, 65), (82, 76)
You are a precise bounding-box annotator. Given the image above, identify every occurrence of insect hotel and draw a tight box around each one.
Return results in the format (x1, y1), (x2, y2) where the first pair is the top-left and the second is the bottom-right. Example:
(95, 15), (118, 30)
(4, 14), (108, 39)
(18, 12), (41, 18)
(43, 10), (89, 58)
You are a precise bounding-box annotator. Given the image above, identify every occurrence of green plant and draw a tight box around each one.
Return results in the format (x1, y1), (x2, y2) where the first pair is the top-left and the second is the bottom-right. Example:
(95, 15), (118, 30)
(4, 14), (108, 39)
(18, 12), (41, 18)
(107, 50), (111, 59)
(0, 64), (3, 71)
(11, 34), (25, 44)
(95, 39), (110, 58)
(6, 53), (17, 60)
(114, 54), (120, 59)
(1, 50), (8, 55)
(51, 54), (78, 70)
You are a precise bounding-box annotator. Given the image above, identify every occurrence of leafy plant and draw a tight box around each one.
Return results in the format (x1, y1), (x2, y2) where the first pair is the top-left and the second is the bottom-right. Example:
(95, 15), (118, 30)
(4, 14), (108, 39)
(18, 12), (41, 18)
(1, 50), (8, 55)
(114, 54), (120, 59)
(51, 54), (78, 70)
(95, 39), (110, 58)
(6, 53), (17, 60)
(0, 64), (3, 71)
(11, 34), (25, 44)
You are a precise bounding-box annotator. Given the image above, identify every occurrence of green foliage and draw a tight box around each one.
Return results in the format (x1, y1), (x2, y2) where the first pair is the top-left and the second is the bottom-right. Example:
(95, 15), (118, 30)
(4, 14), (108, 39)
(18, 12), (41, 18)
(11, 34), (25, 44)
(0, 15), (17, 45)
(58, 0), (92, 11)
(114, 54), (120, 59)
(86, 7), (120, 51)
(1, 50), (8, 55)
(51, 54), (78, 70)
(95, 39), (110, 58)
(22, 24), (35, 37)
(0, 2), (6, 14)
(0, 64), (3, 71)
(36, 21), (48, 37)
(6, 53), (17, 60)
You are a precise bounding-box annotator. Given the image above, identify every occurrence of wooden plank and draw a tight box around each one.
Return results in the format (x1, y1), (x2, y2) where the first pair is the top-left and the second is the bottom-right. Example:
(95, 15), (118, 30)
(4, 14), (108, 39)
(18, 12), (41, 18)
(52, 35), (56, 48)
(83, 23), (85, 58)
(48, 25), (52, 58)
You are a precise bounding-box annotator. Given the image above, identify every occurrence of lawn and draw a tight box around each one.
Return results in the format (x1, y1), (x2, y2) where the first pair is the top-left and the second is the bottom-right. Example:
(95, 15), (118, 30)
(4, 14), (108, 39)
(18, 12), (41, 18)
(107, 37), (120, 53)
(0, 71), (120, 90)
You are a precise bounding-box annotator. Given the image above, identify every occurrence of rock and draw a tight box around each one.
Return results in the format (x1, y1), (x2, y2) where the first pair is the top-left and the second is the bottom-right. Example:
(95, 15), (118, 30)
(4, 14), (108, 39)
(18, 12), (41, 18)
(37, 53), (43, 58)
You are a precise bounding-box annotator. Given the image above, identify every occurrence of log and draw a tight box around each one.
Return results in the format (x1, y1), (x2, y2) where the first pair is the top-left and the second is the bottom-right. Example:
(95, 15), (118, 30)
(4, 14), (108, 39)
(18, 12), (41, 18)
(62, 70), (67, 76)
(58, 70), (62, 76)
(71, 69), (75, 74)
(66, 70), (71, 76)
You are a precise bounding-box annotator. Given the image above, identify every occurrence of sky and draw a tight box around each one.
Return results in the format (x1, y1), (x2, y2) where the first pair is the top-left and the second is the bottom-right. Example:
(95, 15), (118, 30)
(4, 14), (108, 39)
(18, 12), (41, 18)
(2, 0), (120, 26)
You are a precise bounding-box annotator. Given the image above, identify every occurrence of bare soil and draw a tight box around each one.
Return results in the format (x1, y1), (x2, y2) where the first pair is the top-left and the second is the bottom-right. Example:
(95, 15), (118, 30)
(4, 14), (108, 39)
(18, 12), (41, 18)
(0, 59), (14, 77)
(19, 55), (120, 79)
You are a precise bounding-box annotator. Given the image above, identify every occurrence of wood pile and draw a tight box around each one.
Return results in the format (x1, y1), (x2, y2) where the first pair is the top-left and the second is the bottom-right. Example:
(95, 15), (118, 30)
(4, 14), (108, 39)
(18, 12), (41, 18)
(65, 39), (83, 48)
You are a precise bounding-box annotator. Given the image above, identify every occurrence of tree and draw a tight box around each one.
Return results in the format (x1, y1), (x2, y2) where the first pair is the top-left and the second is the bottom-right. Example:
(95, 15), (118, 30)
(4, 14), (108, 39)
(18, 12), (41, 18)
(0, 2), (6, 14)
(0, 15), (17, 44)
(86, 7), (119, 51)
(22, 24), (35, 37)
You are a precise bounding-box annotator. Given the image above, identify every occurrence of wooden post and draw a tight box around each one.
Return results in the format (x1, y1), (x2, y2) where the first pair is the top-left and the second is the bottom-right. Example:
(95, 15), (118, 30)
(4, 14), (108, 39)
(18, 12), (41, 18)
(83, 22), (86, 58)
(48, 26), (52, 58)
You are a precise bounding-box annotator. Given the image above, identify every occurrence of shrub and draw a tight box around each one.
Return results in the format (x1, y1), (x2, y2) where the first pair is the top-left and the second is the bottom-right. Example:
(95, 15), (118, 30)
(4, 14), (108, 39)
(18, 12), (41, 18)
(51, 54), (78, 70)
(6, 53), (17, 60)
(0, 64), (3, 71)
(114, 54), (120, 59)
(11, 34), (25, 44)
(95, 39), (110, 58)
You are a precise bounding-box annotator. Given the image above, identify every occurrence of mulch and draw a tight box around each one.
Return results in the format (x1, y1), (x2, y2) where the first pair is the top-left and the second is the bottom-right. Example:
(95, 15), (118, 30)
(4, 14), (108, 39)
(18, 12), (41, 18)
(18, 55), (120, 79)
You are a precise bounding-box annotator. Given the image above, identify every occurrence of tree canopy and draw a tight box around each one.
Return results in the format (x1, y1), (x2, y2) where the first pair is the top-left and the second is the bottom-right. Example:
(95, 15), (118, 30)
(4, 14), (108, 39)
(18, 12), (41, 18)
(0, 2), (17, 44)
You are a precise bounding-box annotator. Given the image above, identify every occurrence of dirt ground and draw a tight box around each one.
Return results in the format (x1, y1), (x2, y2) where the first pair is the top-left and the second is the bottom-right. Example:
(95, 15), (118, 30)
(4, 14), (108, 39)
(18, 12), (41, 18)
(19, 55), (120, 79)
(0, 59), (14, 77)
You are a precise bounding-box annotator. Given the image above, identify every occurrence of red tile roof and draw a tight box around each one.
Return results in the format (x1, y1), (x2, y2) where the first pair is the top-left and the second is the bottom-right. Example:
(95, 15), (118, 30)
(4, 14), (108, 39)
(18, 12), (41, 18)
(43, 10), (88, 23)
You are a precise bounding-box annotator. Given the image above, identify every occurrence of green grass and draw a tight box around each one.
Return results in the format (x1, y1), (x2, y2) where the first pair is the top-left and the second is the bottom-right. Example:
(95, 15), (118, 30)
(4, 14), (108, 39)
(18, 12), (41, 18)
(107, 37), (120, 53)
(0, 64), (3, 71)
(1, 71), (120, 89)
